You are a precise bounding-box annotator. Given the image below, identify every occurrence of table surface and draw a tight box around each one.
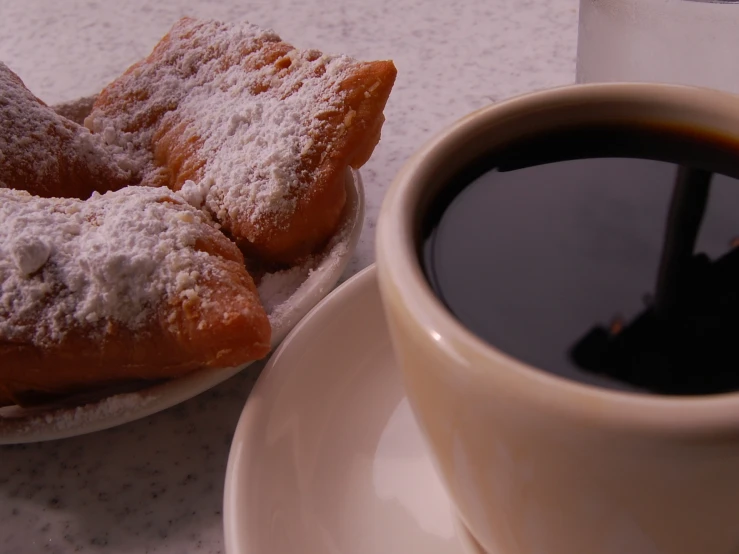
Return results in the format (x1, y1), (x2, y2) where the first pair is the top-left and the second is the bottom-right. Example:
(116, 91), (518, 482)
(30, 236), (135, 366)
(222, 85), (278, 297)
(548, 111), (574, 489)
(0, 1), (577, 552)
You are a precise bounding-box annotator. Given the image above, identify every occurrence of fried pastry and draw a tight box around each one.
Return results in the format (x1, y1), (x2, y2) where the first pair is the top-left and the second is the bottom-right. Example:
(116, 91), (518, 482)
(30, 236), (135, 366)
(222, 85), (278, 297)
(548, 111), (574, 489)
(0, 186), (271, 407)
(0, 63), (136, 199)
(86, 18), (396, 264)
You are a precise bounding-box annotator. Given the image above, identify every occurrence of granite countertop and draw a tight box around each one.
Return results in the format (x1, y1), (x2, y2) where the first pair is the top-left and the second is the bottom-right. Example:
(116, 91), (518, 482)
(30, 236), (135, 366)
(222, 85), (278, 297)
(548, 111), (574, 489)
(0, 1), (577, 552)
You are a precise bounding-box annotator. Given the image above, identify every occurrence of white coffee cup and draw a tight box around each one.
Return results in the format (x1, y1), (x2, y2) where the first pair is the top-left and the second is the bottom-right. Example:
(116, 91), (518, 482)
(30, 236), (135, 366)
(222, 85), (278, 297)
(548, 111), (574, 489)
(376, 83), (739, 554)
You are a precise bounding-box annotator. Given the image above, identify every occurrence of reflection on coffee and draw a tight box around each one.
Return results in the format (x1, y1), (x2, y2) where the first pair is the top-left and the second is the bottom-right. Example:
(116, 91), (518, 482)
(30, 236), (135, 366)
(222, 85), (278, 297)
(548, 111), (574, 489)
(422, 123), (739, 395)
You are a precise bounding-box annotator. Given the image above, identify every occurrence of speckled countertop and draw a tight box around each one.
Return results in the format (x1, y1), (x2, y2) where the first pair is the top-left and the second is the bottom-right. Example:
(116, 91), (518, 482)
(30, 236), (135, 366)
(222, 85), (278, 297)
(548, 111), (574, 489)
(0, 1), (577, 552)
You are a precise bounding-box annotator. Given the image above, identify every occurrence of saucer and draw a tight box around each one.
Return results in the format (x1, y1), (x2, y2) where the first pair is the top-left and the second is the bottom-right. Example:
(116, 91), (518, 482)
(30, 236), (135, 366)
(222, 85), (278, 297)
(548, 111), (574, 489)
(224, 265), (482, 554)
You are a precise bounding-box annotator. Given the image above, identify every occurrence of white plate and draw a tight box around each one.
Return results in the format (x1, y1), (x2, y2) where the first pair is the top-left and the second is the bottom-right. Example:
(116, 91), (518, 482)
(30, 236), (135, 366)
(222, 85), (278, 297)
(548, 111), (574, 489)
(0, 169), (364, 445)
(224, 265), (485, 554)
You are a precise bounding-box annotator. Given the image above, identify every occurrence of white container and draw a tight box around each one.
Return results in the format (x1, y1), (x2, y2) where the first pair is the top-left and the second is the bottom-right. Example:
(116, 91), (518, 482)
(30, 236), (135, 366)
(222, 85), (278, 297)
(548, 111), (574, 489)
(577, 0), (739, 93)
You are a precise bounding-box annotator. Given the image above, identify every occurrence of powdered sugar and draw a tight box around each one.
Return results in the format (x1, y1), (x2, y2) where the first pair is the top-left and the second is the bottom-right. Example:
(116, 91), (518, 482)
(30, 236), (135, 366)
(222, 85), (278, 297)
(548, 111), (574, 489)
(0, 390), (159, 435)
(259, 264), (313, 314)
(84, 19), (358, 235)
(10, 236), (52, 276)
(0, 186), (217, 345)
(179, 178), (212, 210)
(259, 240), (349, 335)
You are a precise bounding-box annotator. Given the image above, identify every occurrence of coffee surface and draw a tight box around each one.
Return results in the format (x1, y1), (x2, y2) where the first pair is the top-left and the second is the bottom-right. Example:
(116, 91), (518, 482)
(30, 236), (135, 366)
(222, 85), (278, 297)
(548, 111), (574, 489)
(422, 124), (739, 394)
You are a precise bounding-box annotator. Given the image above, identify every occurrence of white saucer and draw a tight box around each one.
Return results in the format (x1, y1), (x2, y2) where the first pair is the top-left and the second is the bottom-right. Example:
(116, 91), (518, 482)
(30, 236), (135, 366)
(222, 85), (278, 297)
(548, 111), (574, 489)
(224, 265), (483, 554)
(0, 169), (364, 445)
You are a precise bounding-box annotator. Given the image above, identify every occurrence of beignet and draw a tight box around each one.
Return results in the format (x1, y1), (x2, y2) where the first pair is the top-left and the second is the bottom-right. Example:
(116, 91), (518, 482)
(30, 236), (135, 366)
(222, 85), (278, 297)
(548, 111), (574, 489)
(86, 17), (396, 264)
(0, 63), (136, 199)
(0, 186), (270, 406)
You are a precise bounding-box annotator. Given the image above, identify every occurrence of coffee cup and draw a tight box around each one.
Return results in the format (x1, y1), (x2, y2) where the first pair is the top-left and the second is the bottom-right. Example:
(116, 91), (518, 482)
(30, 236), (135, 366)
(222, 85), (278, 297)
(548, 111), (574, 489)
(376, 83), (739, 554)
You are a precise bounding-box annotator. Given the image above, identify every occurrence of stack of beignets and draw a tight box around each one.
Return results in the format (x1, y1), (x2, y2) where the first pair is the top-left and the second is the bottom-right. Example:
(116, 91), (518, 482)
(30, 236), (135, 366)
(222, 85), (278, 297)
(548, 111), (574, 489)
(0, 17), (396, 408)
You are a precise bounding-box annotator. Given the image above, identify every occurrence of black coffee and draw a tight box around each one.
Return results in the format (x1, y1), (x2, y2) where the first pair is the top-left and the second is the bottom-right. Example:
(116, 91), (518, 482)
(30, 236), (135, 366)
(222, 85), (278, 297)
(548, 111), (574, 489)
(422, 123), (739, 395)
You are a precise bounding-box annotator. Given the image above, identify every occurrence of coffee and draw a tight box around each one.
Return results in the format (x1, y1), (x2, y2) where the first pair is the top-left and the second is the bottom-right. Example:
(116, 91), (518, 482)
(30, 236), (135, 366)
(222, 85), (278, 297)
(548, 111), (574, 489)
(422, 123), (739, 395)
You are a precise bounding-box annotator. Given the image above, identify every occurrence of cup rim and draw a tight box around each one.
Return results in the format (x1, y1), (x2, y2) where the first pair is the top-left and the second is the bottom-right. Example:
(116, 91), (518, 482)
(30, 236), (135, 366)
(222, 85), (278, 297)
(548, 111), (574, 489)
(377, 82), (739, 432)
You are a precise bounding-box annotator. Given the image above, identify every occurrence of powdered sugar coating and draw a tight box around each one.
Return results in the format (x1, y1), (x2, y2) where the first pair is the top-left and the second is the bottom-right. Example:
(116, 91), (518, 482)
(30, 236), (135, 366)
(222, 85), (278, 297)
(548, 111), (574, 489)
(84, 19), (359, 235)
(0, 186), (219, 346)
(184, 48), (357, 232)
(0, 63), (135, 193)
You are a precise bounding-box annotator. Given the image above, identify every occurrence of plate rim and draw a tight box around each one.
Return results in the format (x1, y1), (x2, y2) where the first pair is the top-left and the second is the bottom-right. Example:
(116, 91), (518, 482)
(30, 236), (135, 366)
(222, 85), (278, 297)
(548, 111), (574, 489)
(0, 170), (365, 445)
(222, 263), (378, 554)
